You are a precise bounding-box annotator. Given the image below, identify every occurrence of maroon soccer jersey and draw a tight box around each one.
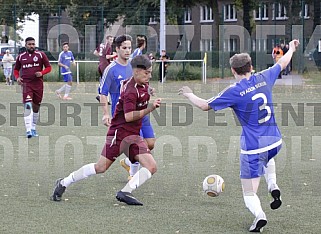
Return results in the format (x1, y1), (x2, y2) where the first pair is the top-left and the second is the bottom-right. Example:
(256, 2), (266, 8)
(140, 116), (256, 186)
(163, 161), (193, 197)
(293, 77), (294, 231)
(102, 76), (151, 163)
(109, 77), (150, 135)
(96, 43), (112, 74)
(14, 51), (51, 83)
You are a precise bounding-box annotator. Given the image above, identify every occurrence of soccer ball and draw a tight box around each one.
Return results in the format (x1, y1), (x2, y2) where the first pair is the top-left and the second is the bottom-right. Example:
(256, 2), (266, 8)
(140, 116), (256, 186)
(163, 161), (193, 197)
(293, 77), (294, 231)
(203, 174), (225, 197)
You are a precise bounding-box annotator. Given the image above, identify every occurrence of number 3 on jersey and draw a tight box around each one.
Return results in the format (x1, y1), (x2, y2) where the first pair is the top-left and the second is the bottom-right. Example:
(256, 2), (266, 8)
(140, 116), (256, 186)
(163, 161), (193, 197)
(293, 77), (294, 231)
(252, 93), (271, 124)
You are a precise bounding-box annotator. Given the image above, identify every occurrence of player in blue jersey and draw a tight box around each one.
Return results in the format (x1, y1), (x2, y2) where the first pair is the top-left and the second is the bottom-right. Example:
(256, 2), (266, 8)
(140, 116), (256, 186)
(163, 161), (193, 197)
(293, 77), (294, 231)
(131, 35), (146, 58)
(179, 39), (299, 232)
(120, 35), (157, 181)
(56, 42), (76, 100)
(99, 35), (133, 119)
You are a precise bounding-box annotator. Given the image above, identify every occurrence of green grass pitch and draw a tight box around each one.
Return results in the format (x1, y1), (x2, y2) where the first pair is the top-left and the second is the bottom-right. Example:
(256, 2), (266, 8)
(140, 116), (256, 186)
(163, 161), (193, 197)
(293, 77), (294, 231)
(0, 80), (321, 233)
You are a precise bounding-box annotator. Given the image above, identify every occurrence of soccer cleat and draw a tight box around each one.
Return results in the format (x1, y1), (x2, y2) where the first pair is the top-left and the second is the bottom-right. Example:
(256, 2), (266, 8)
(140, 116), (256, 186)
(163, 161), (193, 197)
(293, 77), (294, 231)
(127, 176), (133, 181)
(63, 96), (72, 100)
(116, 191), (143, 206)
(55, 90), (62, 99)
(120, 159), (130, 173)
(270, 186), (282, 210)
(249, 212), (267, 232)
(31, 129), (39, 137)
(51, 178), (66, 202)
(26, 131), (32, 138)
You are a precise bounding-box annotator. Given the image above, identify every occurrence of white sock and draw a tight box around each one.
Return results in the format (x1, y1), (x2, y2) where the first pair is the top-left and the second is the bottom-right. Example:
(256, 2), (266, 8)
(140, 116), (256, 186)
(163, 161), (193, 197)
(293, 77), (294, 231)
(129, 162), (140, 176)
(121, 167), (152, 193)
(57, 84), (66, 93)
(61, 163), (96, 187)
(64, 84), (72, 97)
(124, 158), (131, 166)
(32, 111), (39, 130)
(24, 104), (33, 132)
(264, 158), (277, 191)
(243, 192), (264, 217)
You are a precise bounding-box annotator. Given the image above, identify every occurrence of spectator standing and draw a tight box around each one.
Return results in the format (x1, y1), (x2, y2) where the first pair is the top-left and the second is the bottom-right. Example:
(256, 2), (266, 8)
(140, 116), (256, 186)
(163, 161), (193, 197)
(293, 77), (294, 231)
(159, 49), (169, 82)
(2, 49), (15, 85)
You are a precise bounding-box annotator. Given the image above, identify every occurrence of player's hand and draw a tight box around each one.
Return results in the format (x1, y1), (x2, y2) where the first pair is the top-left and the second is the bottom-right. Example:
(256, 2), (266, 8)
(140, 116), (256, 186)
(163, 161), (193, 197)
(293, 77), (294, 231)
(102, 114), (111, 126)
(35, 72), (42, 77)
(17, 77), (23, 85)
(148, 86), (156, 96)
(153, 98), (161, 109)
(178, 86), (193, 97)
(289, 39), (300, 52)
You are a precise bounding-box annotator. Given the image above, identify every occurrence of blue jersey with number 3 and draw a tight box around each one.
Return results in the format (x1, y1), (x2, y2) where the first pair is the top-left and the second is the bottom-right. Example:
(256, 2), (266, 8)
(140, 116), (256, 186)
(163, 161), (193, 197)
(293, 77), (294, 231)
(207, 64), (282, 154)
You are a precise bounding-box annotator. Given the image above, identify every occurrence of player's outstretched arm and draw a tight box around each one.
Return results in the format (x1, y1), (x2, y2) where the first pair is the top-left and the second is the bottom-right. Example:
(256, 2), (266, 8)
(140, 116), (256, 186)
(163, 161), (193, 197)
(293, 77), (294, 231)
(178, 86), (211, 111)
(277, 39), (300, 71)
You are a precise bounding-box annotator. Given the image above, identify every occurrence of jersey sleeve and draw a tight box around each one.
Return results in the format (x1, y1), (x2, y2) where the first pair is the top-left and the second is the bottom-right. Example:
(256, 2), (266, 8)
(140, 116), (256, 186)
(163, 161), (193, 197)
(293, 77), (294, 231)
(207, 85), (236, 111)
(260, 63), (281, 86)
(131, 48), (141, 58)
(71, 52), (75, 61)
(99, 67), (113, 96)
(13, 55), (21, 77)
(105, 45), (111, 56)
(41, 52), (51, 74)
(58, 52), (63, 63)
(123, 89), (137, 114)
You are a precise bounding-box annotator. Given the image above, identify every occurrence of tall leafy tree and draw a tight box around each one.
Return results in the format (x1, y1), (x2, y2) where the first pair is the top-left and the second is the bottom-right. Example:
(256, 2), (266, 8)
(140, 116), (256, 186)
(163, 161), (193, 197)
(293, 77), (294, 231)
(1, 0), (71, 48)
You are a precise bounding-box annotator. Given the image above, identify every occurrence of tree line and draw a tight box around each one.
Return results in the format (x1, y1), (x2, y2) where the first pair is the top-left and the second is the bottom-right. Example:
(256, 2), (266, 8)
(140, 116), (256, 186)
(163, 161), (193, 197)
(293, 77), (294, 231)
(0, 0), (320, 50)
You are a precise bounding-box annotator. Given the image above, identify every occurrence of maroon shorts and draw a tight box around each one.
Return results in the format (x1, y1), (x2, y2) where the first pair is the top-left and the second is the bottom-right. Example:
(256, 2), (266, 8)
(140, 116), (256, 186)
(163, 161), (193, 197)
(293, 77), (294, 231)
(101, 129), (150, 163)
(22, 81), (44, 105)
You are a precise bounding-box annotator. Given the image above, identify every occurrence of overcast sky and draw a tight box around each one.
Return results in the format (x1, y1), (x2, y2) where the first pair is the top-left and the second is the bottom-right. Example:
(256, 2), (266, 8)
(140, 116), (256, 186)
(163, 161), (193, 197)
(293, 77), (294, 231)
(19, 14), (39, 46)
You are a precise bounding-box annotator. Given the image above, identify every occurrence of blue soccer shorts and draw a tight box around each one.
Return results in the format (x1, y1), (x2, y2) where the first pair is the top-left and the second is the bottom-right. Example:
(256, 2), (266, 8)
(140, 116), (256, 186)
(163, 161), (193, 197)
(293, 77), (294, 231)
(240, 144), (282, 179)
(140, 115), (155, 139)
(63, 73), (72, 82)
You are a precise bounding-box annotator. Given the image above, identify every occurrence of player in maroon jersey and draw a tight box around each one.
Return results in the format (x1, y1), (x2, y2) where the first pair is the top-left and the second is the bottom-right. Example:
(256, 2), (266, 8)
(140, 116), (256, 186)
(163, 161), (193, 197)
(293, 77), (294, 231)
(14, 37), (51, 138)
(94, 35), (116, 76)
(94, 35), (117, 103)
(52, 55), (161, 205)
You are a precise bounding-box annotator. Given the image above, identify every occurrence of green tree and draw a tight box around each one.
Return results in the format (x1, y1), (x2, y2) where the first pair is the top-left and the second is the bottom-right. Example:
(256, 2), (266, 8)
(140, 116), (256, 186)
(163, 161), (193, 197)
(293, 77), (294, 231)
(17, 0), (71, 49)
(0, 0), (71, 48)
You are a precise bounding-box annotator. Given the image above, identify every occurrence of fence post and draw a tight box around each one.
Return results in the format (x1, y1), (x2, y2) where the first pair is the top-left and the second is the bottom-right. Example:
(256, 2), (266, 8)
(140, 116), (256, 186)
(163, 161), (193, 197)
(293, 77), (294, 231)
(76, 61), (79, 84)
(204, 52), (207, 84)
(161, 60), (164, 83)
